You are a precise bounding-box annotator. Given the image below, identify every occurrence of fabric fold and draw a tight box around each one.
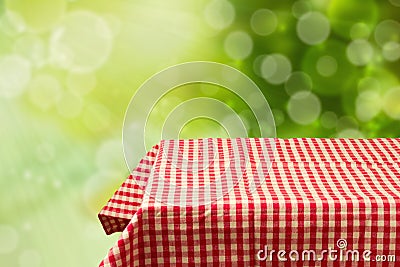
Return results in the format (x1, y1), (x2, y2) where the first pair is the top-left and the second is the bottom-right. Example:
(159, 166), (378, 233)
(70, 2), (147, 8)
(98, 143), (159, 235)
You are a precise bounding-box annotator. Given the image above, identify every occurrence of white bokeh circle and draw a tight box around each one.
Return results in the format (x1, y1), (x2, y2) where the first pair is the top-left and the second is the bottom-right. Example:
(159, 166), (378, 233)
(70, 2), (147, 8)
(204, 0), (235, 30)
(382, 41), (400, 62)
(123, 61), (276, 206)
(50, 11), (113, 73)
(346, 39), (374, 66)
(284, 71), (312, 95)
(337, 129), (364, 138)
(383, 87), (400, 120)
(320, 111), (338, 129)
(250, 9), (278, 36)
(374, 20), (400, 48)
(296, 12), (330, 45)
(292, 1), (312, 19)
(0, 54), (31, 99)
(260, 53), (292, 85)
(224, 31), (253, 60)
(355, 90), (381, 122)
(287, 91), (321, 125)
(350, 22), (371, 40)
(316, 55), (337, 77)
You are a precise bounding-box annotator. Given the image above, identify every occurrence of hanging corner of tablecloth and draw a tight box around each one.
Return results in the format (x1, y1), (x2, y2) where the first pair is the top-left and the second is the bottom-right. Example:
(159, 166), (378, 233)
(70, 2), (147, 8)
(97, 142), (160, 235)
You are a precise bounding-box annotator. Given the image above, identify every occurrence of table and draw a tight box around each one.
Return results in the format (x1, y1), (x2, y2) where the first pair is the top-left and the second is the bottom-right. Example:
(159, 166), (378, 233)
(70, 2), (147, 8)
(98, 138), (400, 266)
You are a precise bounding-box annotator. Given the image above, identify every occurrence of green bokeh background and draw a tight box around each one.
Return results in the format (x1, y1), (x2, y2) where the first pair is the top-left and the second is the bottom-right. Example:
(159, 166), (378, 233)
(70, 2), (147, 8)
(1, 0), (400, 266)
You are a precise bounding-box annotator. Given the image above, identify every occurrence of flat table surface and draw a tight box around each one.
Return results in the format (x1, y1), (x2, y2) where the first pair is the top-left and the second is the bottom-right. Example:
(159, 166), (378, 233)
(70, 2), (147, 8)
(98, 138), (400, 267)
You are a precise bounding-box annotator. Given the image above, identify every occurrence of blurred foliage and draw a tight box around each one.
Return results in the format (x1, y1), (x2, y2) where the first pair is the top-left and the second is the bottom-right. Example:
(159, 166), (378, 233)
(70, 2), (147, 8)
(1, 0), (400, 266)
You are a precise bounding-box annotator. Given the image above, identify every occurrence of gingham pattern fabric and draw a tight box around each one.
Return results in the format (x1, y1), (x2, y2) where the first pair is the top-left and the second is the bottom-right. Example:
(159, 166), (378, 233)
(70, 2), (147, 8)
(146, 138), (274, 206)
(99, 138), (400, 266)
(98, 144), (159, 234)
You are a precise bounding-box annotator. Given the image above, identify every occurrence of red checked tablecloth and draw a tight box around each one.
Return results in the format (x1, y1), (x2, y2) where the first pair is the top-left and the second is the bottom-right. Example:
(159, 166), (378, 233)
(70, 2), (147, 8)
(98, 138), (400, 266)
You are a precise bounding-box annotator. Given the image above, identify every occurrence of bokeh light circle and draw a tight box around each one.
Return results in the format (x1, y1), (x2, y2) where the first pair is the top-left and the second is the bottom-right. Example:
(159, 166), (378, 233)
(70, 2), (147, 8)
(260, 53), (292, 85)
(350, 22), (371, 40)
(287, 91), (321, 125)
(123, 61), (276, 206)
(224, 31), (253, 60)
(0, 54), (31, 99)
(355, 90), (381, 122)
(204, 0), (235, 30)
(316, 55), (337, 77)
(337, 116), (359, 132)
(250, 9), (278, 36)
(320, 111), (338, 129)
(296, 12), (330, 45)
(337, 129), (364, 138)
(383, 87), (400, 120)
(50, 11), (113, 73)
(284, 71), (312, 95)
(374, 20), (400, 48)
(291, 0), (312, 19)
(346, 39), (374, 66)
(382, 41), (400, 62)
